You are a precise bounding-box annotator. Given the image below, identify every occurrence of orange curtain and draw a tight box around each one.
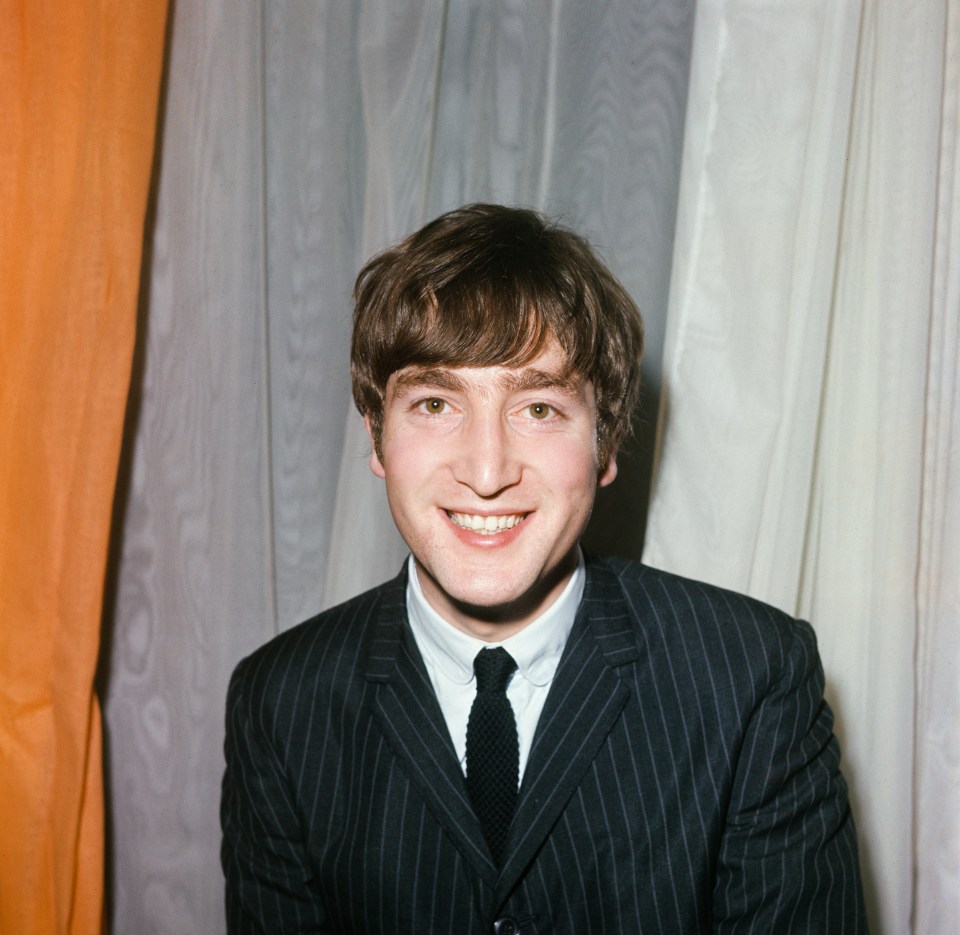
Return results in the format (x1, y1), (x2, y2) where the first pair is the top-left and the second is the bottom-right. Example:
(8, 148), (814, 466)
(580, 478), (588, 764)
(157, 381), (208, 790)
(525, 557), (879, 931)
(0, 3), (168, 932)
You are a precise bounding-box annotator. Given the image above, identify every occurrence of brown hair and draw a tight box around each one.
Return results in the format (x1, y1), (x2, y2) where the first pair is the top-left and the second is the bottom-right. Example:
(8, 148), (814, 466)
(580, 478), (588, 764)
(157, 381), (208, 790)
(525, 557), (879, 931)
(351, 203), (644, 468)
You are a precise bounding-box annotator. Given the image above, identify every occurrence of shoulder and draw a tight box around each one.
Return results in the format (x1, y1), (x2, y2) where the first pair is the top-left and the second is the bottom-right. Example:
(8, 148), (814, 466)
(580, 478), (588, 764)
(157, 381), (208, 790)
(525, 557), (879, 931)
(587, 553), (820, 689)
(227, 571), (406, 725)
(595, 554), (802, 629)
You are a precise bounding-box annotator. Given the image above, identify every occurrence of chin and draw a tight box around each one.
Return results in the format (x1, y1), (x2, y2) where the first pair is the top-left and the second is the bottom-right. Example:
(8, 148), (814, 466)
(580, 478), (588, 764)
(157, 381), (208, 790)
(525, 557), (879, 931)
(449, 579), (552, 622)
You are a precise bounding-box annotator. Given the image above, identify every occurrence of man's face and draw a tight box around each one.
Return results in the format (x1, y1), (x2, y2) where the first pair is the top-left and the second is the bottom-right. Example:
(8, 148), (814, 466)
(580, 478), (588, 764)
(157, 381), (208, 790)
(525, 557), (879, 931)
(366, 342), (617, 640)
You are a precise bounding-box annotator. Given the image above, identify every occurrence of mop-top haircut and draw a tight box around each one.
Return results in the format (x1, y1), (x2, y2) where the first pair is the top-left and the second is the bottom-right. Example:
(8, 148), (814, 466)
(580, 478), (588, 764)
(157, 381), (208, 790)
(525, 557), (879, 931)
(351, 203), (644, 468)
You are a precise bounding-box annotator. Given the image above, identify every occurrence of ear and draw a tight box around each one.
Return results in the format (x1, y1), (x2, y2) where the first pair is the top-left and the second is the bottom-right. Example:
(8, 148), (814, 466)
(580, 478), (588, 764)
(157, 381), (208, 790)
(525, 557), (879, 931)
(597, 447), (618, 488)
(364, 415), (386, 479)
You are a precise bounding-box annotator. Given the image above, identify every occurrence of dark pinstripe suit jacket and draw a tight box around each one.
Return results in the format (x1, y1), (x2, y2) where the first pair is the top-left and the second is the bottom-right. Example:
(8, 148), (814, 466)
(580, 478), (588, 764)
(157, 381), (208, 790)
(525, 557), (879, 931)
(221, 554), (867, 933)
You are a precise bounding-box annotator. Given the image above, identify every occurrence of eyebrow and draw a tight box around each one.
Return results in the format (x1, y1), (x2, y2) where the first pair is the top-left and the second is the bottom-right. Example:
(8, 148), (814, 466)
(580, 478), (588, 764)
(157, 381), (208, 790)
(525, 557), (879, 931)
(391, 365), (583, 398)
(498, 368), (583, 397)
(392, 368), (469, 394)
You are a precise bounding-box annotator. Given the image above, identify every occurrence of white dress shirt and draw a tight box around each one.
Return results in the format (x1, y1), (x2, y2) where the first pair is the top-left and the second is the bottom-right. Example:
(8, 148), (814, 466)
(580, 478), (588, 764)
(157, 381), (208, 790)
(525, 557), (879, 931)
(405, 551), (584, 784)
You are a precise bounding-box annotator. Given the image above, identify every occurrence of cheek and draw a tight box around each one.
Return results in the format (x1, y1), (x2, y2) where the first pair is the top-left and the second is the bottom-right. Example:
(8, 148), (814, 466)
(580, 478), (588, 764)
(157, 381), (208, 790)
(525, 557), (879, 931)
(381, 431), (429, 477)
(546, 439), (601, 489)
(381, 440), (443, 514)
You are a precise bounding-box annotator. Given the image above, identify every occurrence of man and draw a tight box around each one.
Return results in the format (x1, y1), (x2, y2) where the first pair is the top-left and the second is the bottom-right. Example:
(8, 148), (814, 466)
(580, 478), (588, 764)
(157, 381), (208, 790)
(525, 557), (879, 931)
(221, 204), (867, 933)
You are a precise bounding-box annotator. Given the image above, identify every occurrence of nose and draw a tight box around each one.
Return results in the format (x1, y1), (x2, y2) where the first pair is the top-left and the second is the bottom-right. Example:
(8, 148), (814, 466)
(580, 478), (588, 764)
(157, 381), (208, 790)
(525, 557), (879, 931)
(450, 410), (522, 497)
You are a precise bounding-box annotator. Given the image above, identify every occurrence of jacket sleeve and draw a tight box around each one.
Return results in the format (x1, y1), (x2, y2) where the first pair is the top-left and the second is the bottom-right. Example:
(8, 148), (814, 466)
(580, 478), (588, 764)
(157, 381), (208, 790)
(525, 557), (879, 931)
(221, 656), (330, 934)
(712, 619), (868, 933)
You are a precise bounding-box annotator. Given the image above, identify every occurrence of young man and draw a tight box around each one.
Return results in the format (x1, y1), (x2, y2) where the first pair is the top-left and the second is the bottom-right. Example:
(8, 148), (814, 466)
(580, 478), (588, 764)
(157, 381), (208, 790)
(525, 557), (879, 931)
(221, 204), (867, 933)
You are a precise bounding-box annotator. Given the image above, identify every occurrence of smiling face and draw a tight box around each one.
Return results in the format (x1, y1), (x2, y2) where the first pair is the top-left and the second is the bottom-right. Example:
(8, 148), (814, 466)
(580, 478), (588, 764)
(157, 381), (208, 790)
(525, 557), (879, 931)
(366, 342), (618, 640)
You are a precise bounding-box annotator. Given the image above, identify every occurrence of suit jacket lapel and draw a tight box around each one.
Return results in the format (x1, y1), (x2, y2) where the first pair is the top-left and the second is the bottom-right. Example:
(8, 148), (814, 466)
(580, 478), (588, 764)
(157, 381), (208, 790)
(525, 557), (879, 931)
(362, 558), (642, 897)
(496, 556), (640, 901)
(365, 568), (498, 887)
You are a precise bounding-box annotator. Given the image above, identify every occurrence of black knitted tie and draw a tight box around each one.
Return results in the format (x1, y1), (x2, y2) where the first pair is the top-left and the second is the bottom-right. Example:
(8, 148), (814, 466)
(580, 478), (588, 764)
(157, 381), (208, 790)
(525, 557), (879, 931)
(465, 647), (519, 866)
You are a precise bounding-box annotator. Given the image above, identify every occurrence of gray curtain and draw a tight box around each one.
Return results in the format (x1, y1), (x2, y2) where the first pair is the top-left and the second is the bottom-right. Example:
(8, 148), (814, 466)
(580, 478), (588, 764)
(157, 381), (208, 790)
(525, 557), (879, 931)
(100, 1), (694, 930)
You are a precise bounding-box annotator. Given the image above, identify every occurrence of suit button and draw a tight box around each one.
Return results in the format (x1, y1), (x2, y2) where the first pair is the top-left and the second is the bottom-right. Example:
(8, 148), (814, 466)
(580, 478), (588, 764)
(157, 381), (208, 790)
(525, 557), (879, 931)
(492, 918), (519, 935)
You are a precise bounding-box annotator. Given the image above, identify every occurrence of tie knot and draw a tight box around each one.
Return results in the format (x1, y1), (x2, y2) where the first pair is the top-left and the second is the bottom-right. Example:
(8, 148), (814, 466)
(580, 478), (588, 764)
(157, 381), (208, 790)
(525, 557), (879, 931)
(473, 647), (517, 693)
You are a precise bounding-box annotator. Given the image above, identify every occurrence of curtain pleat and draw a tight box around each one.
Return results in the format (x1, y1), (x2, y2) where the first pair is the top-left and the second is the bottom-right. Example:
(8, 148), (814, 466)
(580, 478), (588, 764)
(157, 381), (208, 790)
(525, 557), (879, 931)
(644, 1), (958, 931)
(914, 6), (960, 929)
(0, 4), (168, 932)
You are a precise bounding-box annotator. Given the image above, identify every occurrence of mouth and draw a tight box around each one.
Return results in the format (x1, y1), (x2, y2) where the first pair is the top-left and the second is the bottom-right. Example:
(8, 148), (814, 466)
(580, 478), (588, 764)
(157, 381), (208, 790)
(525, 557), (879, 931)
(446, 511), (529, 536)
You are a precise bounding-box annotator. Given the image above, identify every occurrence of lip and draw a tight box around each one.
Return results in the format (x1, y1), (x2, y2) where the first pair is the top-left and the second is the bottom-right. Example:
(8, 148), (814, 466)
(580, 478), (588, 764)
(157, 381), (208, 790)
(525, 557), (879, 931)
(443, 509), (531, 547)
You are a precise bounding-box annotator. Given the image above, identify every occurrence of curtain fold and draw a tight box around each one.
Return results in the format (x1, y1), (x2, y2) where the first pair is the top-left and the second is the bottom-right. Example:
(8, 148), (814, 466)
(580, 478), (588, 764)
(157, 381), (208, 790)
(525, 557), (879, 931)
(914, 6), (960, 928)
(0, 3), (168, 932)
(102, 2), (695, 930)
(644, 1), (958, 931)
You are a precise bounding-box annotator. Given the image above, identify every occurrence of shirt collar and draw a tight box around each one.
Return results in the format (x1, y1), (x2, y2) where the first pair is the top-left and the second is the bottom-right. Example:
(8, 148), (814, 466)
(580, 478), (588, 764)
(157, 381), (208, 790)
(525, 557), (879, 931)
(405, 550), (584, 687)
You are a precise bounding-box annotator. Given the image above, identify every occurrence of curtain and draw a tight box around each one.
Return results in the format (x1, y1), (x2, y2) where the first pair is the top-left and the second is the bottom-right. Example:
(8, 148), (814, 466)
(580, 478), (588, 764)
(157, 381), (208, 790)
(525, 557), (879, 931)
(101, 1), (695, 931)
(643, 2), (959, 932)
(0, 3), (168, 933)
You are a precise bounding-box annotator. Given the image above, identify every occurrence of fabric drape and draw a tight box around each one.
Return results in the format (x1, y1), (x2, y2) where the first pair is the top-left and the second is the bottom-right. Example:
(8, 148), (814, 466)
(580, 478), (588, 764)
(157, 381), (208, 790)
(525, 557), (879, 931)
(644, 2), (959, 932)
(0, 3), (168, 932)
(100, 2), (695, 930)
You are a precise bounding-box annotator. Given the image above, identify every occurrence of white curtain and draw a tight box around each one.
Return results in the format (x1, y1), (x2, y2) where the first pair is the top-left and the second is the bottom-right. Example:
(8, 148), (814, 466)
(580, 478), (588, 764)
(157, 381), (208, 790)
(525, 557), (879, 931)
(644, 2), (960, 933)
(101, 2), (695, 931)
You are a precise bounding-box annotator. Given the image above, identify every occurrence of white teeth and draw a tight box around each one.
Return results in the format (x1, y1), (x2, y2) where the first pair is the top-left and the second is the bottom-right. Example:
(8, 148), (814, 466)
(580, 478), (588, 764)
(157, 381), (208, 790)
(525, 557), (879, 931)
(448, 512), (527, 535)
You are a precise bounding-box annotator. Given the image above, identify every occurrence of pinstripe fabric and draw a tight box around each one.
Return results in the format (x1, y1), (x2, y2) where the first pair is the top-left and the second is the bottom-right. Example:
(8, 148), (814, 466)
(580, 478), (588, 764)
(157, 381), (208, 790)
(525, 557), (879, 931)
(221, 555), (867, 933)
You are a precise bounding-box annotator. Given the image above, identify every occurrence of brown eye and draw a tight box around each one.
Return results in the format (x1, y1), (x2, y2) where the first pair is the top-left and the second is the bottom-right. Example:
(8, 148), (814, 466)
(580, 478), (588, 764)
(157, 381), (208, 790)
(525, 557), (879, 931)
(528, 403), (551, 419)
(424, 398), (446, 413)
